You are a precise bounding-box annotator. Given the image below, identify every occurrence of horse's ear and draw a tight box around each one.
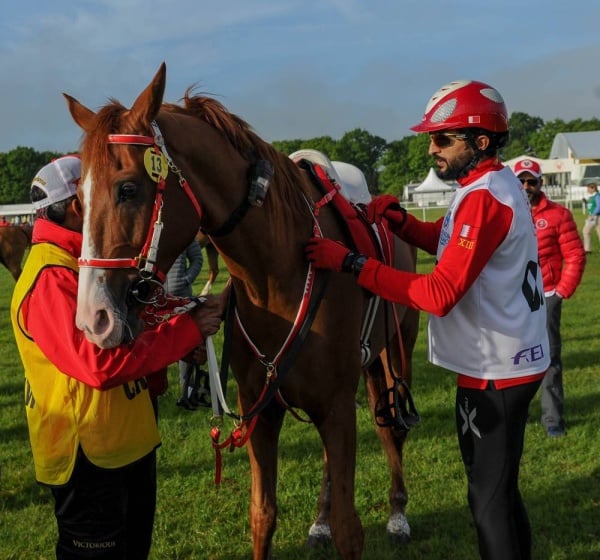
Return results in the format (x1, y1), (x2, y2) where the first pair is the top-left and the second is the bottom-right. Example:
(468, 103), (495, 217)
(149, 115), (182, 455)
(128, 62), (166, 125)
(63, 93), (96, 133)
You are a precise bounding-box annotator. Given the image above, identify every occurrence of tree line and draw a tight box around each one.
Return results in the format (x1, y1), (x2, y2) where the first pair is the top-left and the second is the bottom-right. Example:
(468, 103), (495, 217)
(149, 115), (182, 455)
(2, 112), (599, 204)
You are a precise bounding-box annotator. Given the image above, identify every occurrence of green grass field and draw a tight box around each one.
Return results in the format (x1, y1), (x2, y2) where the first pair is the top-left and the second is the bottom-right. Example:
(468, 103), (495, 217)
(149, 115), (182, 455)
(0, 210), (598, 559)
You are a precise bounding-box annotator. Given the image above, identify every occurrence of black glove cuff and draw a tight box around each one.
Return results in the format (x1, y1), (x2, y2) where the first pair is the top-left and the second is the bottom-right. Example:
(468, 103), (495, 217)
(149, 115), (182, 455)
(342, 252), (368, 276)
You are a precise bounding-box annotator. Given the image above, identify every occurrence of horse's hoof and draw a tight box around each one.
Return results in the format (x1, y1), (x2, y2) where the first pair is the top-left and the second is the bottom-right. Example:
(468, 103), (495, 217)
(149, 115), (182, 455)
(306, 522), (332, 548)
(386, 513), (411, 544)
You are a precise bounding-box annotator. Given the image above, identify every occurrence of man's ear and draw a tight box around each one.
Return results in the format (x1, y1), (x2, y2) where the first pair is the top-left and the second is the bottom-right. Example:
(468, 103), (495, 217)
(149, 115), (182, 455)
(71, 197), (83, 217)
(476, 134), (490, 151)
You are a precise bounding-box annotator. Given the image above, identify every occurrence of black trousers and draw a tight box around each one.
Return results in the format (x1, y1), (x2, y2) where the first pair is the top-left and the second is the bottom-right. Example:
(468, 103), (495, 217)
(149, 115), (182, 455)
(51, 449), (157, 559)
(456, 379), (541, 560)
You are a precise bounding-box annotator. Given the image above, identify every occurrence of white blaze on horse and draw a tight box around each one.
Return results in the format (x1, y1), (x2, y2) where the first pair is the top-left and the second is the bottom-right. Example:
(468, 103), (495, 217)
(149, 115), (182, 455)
(64, 63), (419, 560)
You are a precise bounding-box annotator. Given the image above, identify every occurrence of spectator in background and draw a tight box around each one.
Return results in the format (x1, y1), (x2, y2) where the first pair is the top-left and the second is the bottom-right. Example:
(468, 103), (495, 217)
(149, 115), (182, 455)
(582, 182), (600, 253)
(514, 159), (586, 437)
(164, 238), (209, 409)
(0, 215), (10, 226)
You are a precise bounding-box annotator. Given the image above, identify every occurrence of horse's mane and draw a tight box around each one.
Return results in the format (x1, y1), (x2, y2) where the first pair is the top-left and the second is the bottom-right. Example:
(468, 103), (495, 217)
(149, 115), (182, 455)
(81, 93), (314, 234)
(171, 90), (313, 223)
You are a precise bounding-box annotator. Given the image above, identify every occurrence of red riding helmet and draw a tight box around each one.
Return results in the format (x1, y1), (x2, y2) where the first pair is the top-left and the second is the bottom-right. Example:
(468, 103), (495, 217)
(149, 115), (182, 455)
(411, 80), (509, 133)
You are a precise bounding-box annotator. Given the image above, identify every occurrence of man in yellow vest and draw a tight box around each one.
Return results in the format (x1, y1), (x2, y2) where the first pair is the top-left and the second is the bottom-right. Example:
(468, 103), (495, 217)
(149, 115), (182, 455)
(11, 155), (223, 559)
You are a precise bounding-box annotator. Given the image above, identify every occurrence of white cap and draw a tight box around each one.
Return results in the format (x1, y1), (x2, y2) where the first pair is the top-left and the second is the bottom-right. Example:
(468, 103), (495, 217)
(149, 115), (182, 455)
(31, 155), (81, 210)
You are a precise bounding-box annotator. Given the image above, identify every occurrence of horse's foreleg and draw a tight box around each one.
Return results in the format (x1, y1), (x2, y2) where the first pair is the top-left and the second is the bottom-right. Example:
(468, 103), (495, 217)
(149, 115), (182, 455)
(9, 265), (22, 281)
(307, 454), (332, 547)
(246, 406), (286, 560)
(365, 352), (411, 544)
(316, 396), (363, 559)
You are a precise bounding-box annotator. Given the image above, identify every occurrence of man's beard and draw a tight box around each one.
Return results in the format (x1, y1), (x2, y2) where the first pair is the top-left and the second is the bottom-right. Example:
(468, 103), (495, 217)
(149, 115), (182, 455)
(436, 149), (476, 181)
(527, 191), (541, 206)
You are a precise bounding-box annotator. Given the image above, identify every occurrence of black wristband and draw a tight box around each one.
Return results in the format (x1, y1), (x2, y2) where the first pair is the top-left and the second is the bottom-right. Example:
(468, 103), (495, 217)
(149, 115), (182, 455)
(350, 255), (368, 276)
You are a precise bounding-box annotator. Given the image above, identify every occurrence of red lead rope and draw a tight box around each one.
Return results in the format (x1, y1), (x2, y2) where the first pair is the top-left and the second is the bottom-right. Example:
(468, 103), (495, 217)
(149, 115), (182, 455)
(210, 416), (259, 485)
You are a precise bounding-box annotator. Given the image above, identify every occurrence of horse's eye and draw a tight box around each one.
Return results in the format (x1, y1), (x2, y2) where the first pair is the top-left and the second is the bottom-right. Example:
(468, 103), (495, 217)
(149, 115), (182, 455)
(118, 181), (138, 203)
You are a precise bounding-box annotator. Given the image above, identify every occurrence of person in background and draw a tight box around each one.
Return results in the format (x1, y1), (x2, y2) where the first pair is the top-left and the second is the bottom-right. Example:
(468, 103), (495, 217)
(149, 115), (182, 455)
(514, 158), (585, 437)
(164, 238), (210, 409)
(11, 155), (223, 560)
(0, 215), (10, 226)
(305, 80), (549, 560)
(582, 182), (600, 253)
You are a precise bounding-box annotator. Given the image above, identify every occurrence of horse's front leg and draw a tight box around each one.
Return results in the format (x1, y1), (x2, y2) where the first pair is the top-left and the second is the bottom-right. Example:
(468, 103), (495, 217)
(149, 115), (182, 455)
(315, 393), (364, 559)
(245, 404), (286, 560)
(307, 454), (333, 547)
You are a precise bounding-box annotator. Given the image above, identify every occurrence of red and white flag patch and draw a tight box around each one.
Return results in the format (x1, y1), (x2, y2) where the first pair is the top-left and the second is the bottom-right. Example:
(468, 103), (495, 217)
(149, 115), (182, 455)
(457, 223), (479, 250)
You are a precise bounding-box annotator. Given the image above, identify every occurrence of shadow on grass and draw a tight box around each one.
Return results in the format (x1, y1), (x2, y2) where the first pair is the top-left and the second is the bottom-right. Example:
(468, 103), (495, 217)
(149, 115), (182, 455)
(212, 466), (600, 560)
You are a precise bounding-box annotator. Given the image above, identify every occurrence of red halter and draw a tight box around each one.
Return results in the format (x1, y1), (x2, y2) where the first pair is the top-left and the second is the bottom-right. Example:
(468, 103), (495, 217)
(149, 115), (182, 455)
(77, 121), (202, 280)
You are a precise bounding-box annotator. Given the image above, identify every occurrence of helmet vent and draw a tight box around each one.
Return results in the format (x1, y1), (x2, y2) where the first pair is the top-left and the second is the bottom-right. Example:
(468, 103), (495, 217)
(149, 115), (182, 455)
(480, 87), (504, 104)
(430, 98), (457, 124)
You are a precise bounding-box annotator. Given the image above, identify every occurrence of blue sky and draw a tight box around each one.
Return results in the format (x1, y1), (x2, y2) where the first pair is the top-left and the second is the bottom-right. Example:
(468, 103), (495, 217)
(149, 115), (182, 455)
(1, 0), (600, 153)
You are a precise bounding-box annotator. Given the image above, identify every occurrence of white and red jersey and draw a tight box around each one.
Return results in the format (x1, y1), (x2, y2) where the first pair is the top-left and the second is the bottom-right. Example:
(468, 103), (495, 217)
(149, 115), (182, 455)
(428, 166), (548, 378)
(358, 160), (549, 384)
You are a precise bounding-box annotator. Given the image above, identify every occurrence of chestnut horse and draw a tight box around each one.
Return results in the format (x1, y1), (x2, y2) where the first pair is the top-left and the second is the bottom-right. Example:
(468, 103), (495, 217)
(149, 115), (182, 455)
(0, 224), (32, 280)
(64, 63), (419, 559)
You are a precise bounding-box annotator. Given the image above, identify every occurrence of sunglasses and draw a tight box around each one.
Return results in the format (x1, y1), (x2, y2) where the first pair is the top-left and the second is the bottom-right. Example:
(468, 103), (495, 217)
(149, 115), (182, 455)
(429, 132), (469, 148)
(519, 178), (540, 187)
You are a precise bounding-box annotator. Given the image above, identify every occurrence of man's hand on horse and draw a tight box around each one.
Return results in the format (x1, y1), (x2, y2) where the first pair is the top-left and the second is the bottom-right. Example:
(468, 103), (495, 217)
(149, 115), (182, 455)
(305, 237), (358, 272)
(189, 294), (223, 340)
(367, 194), (407, 227)
(182, 342), (208, 365)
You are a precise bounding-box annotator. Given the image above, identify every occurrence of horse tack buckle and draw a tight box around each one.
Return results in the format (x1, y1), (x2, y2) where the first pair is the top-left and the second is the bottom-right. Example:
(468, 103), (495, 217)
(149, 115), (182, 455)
(262, 362), (278, 382)
(248, 160), (274, 207)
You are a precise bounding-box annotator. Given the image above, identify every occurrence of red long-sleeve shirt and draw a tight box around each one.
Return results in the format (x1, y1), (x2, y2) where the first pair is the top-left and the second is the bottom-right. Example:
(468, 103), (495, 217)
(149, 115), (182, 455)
(20, 219), (202, 390)
(359, 160), (512, 316)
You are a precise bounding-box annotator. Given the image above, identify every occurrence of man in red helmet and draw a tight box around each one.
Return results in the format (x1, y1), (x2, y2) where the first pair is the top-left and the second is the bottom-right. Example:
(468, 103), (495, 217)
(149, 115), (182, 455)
(305, 80), (549, 560)
(514, 158), (585, 438)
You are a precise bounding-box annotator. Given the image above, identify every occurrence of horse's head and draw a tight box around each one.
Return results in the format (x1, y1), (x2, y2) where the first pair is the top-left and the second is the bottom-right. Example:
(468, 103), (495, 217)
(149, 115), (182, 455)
(64, 62), (201, 348)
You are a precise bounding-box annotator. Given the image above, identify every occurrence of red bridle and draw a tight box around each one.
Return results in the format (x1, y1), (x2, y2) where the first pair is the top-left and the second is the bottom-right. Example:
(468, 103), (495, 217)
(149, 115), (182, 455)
(77, 121), (202, 281)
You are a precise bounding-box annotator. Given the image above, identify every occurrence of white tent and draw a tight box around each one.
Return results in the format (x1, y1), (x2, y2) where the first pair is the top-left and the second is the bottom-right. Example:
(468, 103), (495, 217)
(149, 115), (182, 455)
(413, 168), (456, 207)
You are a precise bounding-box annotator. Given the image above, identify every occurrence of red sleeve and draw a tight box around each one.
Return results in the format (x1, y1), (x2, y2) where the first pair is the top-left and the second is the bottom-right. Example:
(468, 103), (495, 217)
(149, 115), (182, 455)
(358, 190), (513, 316)
(394, 212), (444, 255)
(555, 209), (586, 298)
(24, 266), (203, 390)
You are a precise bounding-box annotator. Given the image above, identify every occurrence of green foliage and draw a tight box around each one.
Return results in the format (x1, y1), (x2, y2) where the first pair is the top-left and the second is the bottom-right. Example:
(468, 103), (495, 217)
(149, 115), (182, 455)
(501, 112), (544, 160)
(332, 128), (387, 193)
(3, 110), (600, 203)
(0, 218), (599, 558)
(0, 147), (64, 204)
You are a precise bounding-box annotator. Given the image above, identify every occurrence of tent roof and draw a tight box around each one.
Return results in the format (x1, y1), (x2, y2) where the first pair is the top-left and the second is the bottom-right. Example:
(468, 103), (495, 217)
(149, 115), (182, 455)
(549, 131), (600, 160)
(414, 168), (456, 192)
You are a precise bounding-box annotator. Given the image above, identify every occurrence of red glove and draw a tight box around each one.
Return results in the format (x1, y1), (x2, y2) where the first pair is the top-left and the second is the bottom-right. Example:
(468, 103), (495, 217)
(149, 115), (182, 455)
(305, 237), (352, 271)
(146, 368), (169, 398)
(367, 194), (407, 227)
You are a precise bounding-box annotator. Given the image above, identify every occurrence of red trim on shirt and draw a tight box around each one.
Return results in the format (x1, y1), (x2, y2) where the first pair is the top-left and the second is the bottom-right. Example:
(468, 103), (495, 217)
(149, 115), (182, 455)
(457, 372), (546, 390)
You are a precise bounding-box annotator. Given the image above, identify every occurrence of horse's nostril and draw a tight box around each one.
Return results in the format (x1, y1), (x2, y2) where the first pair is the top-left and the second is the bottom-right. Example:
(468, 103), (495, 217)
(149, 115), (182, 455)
(95, 309), (110, 333)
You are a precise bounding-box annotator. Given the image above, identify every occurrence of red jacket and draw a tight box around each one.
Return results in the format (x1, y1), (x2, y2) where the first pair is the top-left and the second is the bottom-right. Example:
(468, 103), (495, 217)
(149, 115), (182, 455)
(531, 192), (585, 299)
